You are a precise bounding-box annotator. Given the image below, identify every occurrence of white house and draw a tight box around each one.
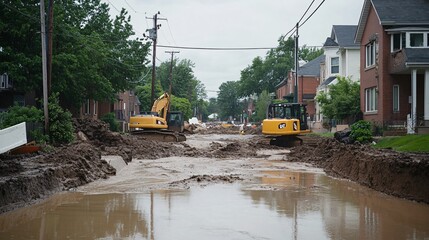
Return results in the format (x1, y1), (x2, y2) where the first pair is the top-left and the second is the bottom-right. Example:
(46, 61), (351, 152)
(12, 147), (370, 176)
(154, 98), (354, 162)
(315, 25), (361, 123)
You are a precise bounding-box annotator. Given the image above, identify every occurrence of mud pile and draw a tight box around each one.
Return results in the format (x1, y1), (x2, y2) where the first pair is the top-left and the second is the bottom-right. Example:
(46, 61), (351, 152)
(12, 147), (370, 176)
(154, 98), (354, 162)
(0, 142), (115, 213)
(288, 138), (429, 203)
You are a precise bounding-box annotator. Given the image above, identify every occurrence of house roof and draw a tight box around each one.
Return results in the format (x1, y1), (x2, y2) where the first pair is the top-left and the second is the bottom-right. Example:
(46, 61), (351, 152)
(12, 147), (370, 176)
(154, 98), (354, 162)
(323, 37), (338, 47)
(320, 76), (337, 87)
(331, 25), (359, 48)
(404, 48), (429, 65)
(298, 54), (325, 76)
(355, 0), (429, 43)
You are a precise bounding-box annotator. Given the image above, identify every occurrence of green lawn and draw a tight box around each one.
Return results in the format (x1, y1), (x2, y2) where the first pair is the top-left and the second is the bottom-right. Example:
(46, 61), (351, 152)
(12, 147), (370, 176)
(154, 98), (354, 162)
(374, 134), (429, 153)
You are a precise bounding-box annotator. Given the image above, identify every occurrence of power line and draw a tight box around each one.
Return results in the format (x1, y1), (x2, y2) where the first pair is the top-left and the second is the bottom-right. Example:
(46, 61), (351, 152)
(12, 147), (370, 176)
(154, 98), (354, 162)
(299, 0), (326, 28)
(297, 0), (316, 24)
(106, 0), (120, 12)
(123, 0), (137, 13)
(158, 45), (276, 51)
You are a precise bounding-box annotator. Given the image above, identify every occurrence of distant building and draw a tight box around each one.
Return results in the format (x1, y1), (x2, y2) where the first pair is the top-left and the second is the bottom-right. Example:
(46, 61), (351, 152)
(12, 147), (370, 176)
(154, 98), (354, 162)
(316, 25), (360, 122)
(275, 54), (325, 121)
(355, 0), (429, 134)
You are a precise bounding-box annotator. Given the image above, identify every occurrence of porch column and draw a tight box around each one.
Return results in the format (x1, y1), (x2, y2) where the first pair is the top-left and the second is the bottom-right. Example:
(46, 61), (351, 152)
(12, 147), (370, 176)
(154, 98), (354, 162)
(408, 69), (417, 134)
(425, 70), (429, 121)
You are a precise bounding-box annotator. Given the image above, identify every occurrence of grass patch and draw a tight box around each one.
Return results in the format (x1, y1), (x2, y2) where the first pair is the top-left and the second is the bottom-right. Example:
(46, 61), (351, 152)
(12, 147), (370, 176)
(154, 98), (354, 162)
(374, 134), (429, 153)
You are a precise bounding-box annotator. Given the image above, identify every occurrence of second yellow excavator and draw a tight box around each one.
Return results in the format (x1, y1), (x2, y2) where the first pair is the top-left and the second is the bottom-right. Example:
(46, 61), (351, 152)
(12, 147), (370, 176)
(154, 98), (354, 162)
(129, 93), (186, 142)
(262, 102), (311, 146)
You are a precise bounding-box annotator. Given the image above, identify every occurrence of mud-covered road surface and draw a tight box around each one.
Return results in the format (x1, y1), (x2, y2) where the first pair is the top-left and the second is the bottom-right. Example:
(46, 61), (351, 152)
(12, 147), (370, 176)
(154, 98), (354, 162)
(0, 118), (428, 216)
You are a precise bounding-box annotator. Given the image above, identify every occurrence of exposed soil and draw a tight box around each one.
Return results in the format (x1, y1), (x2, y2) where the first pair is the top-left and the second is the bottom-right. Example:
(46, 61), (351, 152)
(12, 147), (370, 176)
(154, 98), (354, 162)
(1, 118), (428, 213)
(288, 137), (429, 204)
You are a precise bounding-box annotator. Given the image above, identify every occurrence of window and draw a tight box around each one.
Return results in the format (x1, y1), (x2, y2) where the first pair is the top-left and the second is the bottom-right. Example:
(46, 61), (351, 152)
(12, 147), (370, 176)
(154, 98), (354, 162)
(331, 57), (339, 74)
(93, 100), (97, 115)
(365, 42), (376, 67)
(410, 33), (424, 47)
(391, 33), (406, 52)
(84, 99), (90, 115)
(393, 85), (399, 112)
(365, 87), (378, 112)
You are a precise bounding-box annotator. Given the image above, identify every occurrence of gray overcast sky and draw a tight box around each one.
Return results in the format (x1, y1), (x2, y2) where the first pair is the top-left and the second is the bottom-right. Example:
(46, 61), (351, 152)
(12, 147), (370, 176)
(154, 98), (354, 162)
(104, 0), (364, 98)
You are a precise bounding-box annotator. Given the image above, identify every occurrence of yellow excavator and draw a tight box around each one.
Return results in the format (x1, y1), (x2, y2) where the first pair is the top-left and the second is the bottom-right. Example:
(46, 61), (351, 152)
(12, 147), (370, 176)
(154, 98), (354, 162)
(129, 93), (186, 142)
(262, 102), (310, 146)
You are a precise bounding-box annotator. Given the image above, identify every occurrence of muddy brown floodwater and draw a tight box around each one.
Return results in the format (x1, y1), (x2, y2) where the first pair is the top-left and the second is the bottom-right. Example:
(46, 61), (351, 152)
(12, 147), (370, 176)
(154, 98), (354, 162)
(0, 134), (429, 240)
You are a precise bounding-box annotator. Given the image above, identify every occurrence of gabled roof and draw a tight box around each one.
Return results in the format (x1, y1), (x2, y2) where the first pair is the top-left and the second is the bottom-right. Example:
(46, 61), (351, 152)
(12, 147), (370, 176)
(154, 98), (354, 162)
(331, 25), (359, 48)
(298, 54), (325, 76)
(323, 37), (338, 47)
(355, 0), (429, 43)
(373, 0), (429, 25)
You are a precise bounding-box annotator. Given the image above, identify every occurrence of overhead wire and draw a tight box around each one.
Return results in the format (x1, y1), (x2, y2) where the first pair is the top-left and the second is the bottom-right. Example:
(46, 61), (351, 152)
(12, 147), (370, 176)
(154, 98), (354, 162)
(157, 45), (276, 51)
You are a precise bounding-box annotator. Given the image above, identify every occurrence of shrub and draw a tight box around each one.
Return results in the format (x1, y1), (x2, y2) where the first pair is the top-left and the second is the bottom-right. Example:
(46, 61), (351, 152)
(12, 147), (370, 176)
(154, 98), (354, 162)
(48, 93), (75, 144)
(0, 105), (48, 143)
(350, 120), (372, 143)
(101, 112), (119, 132)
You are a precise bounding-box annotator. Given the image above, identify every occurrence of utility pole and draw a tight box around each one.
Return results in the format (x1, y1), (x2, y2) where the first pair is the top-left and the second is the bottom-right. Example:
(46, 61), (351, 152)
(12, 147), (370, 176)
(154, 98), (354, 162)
(40, 0), (49, 134)
(165, 51), (179, 96)
(47, 0), (54, 93)
(294, 22), (299, 103)
(146, 12), (166, 107)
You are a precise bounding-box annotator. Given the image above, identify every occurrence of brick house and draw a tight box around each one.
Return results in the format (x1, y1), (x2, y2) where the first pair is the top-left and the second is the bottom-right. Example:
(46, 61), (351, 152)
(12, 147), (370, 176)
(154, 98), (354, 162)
(316, 25), (360, 123)
(275, 54), (325, 120)
(74, 90), (140, 132)
(355, 0), (429, 134)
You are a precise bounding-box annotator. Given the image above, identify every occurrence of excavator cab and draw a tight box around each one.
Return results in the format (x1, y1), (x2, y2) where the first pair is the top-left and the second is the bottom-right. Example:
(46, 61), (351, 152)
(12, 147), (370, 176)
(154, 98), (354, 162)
(129, 93), (186, 142)
(262, 103), (310, 146)
(167, 111), (184, 133)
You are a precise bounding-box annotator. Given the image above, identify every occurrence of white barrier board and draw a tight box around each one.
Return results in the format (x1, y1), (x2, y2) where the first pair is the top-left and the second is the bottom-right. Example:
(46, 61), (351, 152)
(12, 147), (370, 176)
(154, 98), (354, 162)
(0, 122), (27, 154)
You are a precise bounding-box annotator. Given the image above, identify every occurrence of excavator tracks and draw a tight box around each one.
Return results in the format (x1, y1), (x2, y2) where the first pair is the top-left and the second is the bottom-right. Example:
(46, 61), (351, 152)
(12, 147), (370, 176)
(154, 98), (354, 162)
(131, 130), (186, 142)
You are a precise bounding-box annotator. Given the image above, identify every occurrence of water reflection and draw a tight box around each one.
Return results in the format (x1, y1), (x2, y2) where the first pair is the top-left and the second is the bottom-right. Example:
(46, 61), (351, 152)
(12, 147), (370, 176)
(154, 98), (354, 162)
(0, 171), (428, 240)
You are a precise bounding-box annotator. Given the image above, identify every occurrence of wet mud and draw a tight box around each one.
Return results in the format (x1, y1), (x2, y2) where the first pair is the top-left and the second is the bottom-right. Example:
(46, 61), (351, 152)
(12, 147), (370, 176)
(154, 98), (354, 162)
(288, 137), (429, 203)
(1, 118), (428, 215)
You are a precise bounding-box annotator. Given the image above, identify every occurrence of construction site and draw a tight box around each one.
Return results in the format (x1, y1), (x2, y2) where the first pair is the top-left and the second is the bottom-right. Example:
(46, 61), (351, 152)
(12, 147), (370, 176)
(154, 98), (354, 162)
(0, 119), (428, 239)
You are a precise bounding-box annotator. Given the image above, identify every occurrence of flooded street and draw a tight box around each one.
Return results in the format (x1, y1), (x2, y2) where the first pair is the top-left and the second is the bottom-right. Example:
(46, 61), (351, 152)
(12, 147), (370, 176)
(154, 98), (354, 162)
(1, 135), (429, 239)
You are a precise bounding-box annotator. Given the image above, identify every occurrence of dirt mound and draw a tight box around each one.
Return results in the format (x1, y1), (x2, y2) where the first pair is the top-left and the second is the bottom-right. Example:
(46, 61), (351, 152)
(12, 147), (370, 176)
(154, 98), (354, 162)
(170, 174), (243, 187)
(288, 137), (429, 203)
(0, 142), (115, 213)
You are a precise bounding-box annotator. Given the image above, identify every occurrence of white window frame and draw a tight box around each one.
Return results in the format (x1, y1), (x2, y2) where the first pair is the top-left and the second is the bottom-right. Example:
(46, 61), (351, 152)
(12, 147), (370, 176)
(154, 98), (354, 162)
(330, 57), (339, 74)
(393, 85), (399, 112)
(93, 100), (97, 115)
(391, 33), (405, 52)
(84, 99), (90, 115)
(365, 87), (378, 113)
(406, 32), (428, 48)
(365, 41), (376, 68)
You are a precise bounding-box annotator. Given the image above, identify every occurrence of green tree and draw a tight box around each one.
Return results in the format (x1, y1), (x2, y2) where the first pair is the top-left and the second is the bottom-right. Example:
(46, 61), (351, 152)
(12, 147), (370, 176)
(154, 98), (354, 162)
(254, 90), (272, 122)
(217, 81), (240, 120)
(299, 45), (324, 62)
(238, 36), (323, 98)
(316, 76), (360, 122)
(207, 98), (219, 115)
(135, 79), (163, 112)
(0, 1), (150, 108)
(171, 96), (192, 121)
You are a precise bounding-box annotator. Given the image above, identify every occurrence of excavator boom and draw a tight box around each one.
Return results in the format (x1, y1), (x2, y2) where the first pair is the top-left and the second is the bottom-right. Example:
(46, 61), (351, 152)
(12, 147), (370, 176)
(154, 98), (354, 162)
(129, 93), (186, 142)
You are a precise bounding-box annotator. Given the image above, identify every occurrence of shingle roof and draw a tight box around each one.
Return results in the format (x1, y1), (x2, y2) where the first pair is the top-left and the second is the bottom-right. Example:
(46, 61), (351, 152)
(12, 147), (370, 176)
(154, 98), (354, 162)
(320, 76), (337, 87)
(298, 54), (325, 76)
(372, 0), (429, 25)
(332, 25), (359, 48)
(323, 37), (338, 47)
(404, 48), (429, 64)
